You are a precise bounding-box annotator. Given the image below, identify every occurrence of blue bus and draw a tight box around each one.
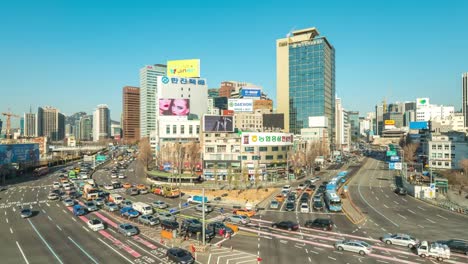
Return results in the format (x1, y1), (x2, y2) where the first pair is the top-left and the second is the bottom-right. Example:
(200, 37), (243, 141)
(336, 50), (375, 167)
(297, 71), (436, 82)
(324, 191), (342, 212)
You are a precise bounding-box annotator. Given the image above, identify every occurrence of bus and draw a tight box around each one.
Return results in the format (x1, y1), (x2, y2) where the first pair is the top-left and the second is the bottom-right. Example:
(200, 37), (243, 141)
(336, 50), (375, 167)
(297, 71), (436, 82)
(68, 170), (77, 179)
(33, 167), (49, 177)
(324, 191), (342, 212)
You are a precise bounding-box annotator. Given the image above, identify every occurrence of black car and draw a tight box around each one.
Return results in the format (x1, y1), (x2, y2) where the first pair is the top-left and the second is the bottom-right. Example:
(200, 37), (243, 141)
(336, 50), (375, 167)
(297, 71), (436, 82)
(395, 187), (407, 195)
(317, 185), (326, 194)
(287, 194), (296, 202)
(435, 239), (468, 255)
(304, 218), (334, 231)
(313, 200), (324, 211)
(285, 202), (295, 211)
(161, 220), (179, 230)
(309, 185), (317, 191)
(207, 221), (233, 234)
(272, 221), (299, 231)
(300, 197), (309, 204)
(166, 248), (194, 264)
(182, 219), (202, 229)
(183, 226), (215, 240)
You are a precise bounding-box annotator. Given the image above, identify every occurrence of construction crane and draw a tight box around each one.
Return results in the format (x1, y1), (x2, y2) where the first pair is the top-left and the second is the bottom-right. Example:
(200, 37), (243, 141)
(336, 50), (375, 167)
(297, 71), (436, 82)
(2, 110), (20, 140)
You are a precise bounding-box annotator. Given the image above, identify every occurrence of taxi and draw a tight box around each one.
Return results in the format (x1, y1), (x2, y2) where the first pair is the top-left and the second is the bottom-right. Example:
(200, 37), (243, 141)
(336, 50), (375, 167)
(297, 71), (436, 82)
(123, 182), (133, 189)
(233, 209), (256, 217)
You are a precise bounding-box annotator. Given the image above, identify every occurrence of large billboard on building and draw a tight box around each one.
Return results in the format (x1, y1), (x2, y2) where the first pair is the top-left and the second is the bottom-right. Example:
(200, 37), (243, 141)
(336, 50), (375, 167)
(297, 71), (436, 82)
(409, 121), (429, 130)
(416, 98), (430, 108)
(241, 132), (294, 146)
(228, 99), (253, 112)
(309, 116), (328, 128)
(241, 88), (261, 98)
(159, 99), (190, 116)
(203, 115), (234, 132)
(167, 59), (200, 78)
(263, 114), (284, 130)
(0, 144), (39, 165)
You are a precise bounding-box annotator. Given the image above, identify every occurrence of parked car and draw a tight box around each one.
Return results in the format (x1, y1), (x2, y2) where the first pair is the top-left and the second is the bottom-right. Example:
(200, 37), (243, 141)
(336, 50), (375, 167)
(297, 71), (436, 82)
(52, 182), (61, 189)
(282, 185), (292, 192)
(313, 194), (322, 202)
(270, 200), (280, 209)
(104, 184), (114, 190)
(435, 239), (468, 255)
(138, 215), (160, 226)
(196, 204), (214, 213)
(152, 200), (168, 209)
(156, 212), (176, 221)
(94, 197), (105, 206)
(48, 193), (60, 200)
(395, 187), (407, 195)
(104, 202), (119, 212)
(272, 221), (299, 231)
(313, 200), (324, 211)
(166, 248), (195, 264)
(120, 207), (139, 218)
(207, 221), (234, 234)
(84, 201), (98, 212)
(298, 183), (307, 190)
(381, 233), (419, 248)
(225, 214), (250, 225)
(87, 218), (105, 231)
(126, 188), (139, 196)
(300, 203), (309, 213)
(118, 223), (138, 237)
(182, 218), (203, 229)
(20, 208), (33, 218)
(121, 200), (133, 208)
(335, 240), (372, 255)
(62, 198), (75, 207)
(161, 220), (179, 230)
(285, 202), (295, 211)
(304, 218), (334, 231)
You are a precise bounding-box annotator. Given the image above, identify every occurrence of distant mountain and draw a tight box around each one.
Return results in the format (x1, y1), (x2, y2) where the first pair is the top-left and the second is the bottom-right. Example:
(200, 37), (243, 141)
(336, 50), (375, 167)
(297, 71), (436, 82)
(66, 112), (87, 125)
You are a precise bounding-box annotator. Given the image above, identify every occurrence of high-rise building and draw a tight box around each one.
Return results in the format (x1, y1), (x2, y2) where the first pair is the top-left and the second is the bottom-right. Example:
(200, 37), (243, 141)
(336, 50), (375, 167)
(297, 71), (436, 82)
(122, 86), (140, 142)
(24, 113), (36, 137)
(93, 104), (111, 142)
(463, 72), (468, 127)
(19, 117), (24, 136)
(79, 115), (92, 141)
(348, 111), (360, 140)
(335, 97), (349, 149)
(276, 27), (335, 141)
(140, 64), (167, 138)
(208, 88), (219, 98)
(37, 106), (65, 141)
(375, 105), (384, 136)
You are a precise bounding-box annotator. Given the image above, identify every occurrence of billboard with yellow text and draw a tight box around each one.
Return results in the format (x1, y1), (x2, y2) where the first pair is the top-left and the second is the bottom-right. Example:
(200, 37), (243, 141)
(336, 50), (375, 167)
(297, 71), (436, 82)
(167, 59), (200, 77)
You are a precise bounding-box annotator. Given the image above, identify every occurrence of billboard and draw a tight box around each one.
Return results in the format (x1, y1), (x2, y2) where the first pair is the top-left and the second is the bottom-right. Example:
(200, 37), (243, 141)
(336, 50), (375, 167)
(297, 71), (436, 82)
(159, 99), (190, 116)
(241, 133), (294, 146)
(309, 116), (328, 128)
(222, 110), (234, 116)
(384, 120), (395, 125)
(203, 115), (234, 132)
(0, 144), (39, 165)
(228, 99), (253, 112)
(167, 59), (200, 78)
(409, 121), (429, 130)
(241, 88), (261, 98)
(416, 98), (429, 107)
(263, 114), (284, 130)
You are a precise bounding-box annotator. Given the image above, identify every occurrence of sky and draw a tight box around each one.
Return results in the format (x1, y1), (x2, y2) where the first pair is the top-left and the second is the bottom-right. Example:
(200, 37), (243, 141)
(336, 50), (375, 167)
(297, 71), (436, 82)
(0, 0), (467, 126)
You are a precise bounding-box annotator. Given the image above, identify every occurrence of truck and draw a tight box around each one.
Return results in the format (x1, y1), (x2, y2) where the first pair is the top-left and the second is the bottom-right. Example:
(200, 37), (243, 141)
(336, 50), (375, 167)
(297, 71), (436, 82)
(109, 194), (124, 205)
(82, 183), (99, 200)
(86, 179), (97, 188)
(132, 202), (153, 215)
(187, 195), (209, 204)
(416, 241), (450, 262)
(153, 186), (181, 198)
(73, 205), (86, 216)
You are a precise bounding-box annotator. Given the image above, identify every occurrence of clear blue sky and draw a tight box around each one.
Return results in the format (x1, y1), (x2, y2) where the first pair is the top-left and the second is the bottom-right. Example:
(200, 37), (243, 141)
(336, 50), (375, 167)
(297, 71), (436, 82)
(1, 0), (467, 126)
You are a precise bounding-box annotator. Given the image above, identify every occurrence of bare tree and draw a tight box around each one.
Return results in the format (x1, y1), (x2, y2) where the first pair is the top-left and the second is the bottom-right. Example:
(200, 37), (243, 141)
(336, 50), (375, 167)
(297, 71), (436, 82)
(138, 137), (153, 171)
(402, 143), (419, 162)
(186, 142), (201, 175)
(459, 159), (468, 176)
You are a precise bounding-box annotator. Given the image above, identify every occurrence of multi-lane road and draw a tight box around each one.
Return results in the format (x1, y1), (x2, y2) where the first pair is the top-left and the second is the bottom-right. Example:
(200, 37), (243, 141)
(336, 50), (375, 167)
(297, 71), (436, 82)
(1, 156), (467, 264)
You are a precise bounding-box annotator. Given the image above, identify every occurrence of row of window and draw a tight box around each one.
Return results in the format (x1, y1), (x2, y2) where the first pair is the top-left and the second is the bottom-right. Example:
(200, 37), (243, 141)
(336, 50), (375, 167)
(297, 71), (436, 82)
(432, 161), (451, 167)
(241, 155), (284, 160)
(431, 153), (455, 159)
(431, 144), (455, 150)
(166, 125), (200, 135)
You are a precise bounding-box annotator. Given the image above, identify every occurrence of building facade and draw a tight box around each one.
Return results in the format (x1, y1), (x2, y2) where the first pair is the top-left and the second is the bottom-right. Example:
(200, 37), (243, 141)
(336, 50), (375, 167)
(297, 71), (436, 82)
(463, 73), (468, 127)
(93, 104), (111, 142)
(37, 106), (65, 141)
(122, 86), (140, 142)
(277, 27), (335, 141)
(23, 112), (36, 137)
(79, 115), (92, 141)
(348, 111), (360, 140)
(234, 112), (263, 132)
(427, 132), (467, 170)
(140, 64), (166, 138)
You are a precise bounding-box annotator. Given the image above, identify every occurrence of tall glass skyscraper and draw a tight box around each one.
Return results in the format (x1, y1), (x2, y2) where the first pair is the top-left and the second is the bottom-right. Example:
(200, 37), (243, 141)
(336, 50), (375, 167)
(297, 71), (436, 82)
(277, 27), (335, 142)
(140, 64), (167, 138)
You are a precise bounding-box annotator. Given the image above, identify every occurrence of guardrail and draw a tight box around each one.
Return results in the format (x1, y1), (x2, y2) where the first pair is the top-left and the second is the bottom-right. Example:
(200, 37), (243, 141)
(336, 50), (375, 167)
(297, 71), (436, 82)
(421, 198), (468, 215)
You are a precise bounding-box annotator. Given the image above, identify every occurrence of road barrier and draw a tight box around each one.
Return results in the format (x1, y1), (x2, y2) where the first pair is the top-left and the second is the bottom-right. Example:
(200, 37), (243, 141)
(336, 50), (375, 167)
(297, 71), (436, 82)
(161, 229), (173, 239)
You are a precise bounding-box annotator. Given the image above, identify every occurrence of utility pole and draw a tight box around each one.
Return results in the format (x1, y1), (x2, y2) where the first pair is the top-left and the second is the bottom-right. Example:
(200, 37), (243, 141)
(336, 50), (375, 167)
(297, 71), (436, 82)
(202, 188), (206, 245)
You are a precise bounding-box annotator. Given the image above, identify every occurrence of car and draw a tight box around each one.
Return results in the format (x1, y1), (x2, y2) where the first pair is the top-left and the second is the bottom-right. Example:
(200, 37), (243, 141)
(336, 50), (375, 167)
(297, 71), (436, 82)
(275, 194), (285, 202)
(304, 218), (334, 231)
(139, 188), (149, 194)
(233, 209), (255, 217)
(313, 200), (324, 211)
(63, 183), (71, 191)
(52, 182), (61, 189)
(138, 215), (160, 226)
(84, 201), (98, 212)
(281, 190), (289, 197)
(118, 223), (138, 237)
(94, 197), (105, 206)
(300, 197), (309, 204)
(161, 220), (179, 230)
(111, 174), (118, 179)
(395, 187), (407, 195)
(120, 207), (139, 218)
(381, 233), (419, 248)
(313, 194), (322, 202)
(300, 203), (309, 213)
(335, 240), (372, 255)
(304, 188), (313, 195)
(152, 200), (168, 209)
(121, 200), (133, 207)
(270, 200), (280, 209)
(118, 174), (126, 179)
(20, 208), (33, 218)
(298, 183), (306, 190)
(435, 239), (468, 255)
(196, 204), (214, 212)
(48, 193), (60, 200)
(317, 185), (326, 194)
(111, 181), (122, 189)
(123, 182), (132, 189)
(104, 202), (119, 212)
(309, 185), (317, 191)
(126, 188), (139, 196)
(87, 218), (105, 231)
(103, 184), (114, 190)
(182, 218), (203, 229)
(62, 198), (75, 207)
(272, 221), (299, 231)
(282, 185), (292, 192)
(225, 214), (250, 225)
(156, 212), (176, 221)
(287, 194), (296, 202)
(285, 202), (295, 211)
(166, 248), (195, 264)
(207, 221), (234, 234)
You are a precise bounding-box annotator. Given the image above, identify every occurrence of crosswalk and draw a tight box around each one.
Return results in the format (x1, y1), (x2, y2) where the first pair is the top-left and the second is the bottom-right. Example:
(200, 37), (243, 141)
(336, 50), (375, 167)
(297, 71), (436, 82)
(200, 247), (259, 264)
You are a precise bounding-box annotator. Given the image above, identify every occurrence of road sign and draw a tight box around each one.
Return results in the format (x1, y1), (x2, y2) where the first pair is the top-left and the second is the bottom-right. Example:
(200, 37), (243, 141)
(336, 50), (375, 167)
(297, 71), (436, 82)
(182, 202), (189, 208)
(386, 150), (397, 157)
(169, 208), (178, 214)
(390, 156), (400, 161)
(394, 162), (402, 170)
(389, 163), (395, 170)
(430, 183), (436, 190)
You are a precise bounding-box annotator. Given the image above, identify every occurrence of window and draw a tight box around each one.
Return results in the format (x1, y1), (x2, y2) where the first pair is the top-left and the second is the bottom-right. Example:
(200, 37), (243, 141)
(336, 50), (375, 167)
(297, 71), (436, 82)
(431, 153), (436, 158)
(451, 145), (455, 150)
(444, 153), (449, 159)
(245, 147), (254, 152)
(437, 153), (442, 158)
(431, 145), (436, 150)
(166, 125), (170, 134)
(242, 155), (248, 160)
(437, 145), (442, 150)
(252, 155), (261, 160)
(196, 125), (200, 134)
(432, 161), (436, 166)
(206, 147), (215, 153)
(190, 126), (193, 134)
(445, 162), (450, 167)
(444, 145), (449, 150)
(217, 145), (226, 152)
(451, 154), (455, 158)
(437, 161), (442, 166)
(259, 147), (268, 152)
(266, 155), (274, 160)
(272, 147), (279, 151)
(215, 133), (220, 137)
(277, 155), (283, 159)
(180, 125), (185, 134)
(281, 146), (287, 151)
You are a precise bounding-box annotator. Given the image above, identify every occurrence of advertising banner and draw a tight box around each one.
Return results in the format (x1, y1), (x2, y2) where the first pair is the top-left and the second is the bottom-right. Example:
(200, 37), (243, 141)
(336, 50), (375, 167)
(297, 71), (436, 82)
(159, 99), (190, 116)
(203, 115), (234, 132)
(0, 144), (40, 165)
(409, 121), (429, 130)
(384, 120), (395, 125)
(241, 88), (261, 98)
(222, 110), (234, 116)
(167, 59), (200, 78)
(228, 99), (253, 112)
(416, 98), (429, 107)
(241, 133), (294, 146)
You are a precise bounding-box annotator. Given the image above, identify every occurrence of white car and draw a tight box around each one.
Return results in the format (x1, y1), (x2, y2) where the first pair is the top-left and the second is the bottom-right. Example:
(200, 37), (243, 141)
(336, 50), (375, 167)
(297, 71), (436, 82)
(48, 193), (60, 200)
(152, 201), (168, 209)
(63, 183), (71, 191)
(282, 185), (291, 192)
(298, 183), (307, 190)
(104, 184), (114, 190)
(335, 240), (372, 255)
(381, 233), (419, 248)
(118, 174), (126, 179)
(300, 203), (309, 213)
(87, 218), (105, 231)
(52, 182), (61, 189)
(111, 174), (118, 179)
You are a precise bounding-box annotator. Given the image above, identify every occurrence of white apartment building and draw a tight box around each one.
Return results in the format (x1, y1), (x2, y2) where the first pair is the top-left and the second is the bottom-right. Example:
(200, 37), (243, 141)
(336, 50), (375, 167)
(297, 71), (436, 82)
(234, 111), (263, 131)
(431, 113), (467, 133)
(416, 104), (455, 122)
(93, 104), (110, 142)
(140, 64), (166, 138)
(427, 132), (467, 170)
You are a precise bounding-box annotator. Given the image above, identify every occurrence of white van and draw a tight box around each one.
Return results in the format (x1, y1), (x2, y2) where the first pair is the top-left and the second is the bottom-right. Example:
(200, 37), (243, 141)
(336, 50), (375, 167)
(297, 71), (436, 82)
(109, 194), (124, 205)
(132, 202), (153, 215)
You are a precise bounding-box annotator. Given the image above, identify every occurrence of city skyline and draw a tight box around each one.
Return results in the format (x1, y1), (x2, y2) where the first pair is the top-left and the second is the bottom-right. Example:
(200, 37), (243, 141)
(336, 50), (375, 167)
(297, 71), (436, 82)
(1, 1), (467, 125)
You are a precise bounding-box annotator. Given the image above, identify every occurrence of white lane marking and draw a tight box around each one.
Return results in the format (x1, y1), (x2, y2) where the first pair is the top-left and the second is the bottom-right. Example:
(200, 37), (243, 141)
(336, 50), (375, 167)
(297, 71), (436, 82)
(417, 224), (425, 229)
(401, 198), (407, 202)
(16, 241), (30, 264)
(12, 207), (16, 212)
(309, 250), (319, 254)
(383, 204), (389, 208)
(42, 209), (46, 214)
(426, 218), (436, 224)
(437, 214), (448, 220)
(407, 209), (416, 214)
(108, 228), (116, 233)
(4, 211), (6, 215)
(97, 238), (133, 264)
(10, 227), (14, 234)
(328, 256), (337, 260)
(62, 209), (67, 214)
(71, 217), (77, 222)
(358, 180), (399, 227)
(6, 218), (9, 223)
(27, 219), (64, 264)
(82, 226), (90, 232)
(56, 204), (59, 207)
(46, 203), (50, 207)
(48, 216), (52, 221)
(375, 197), (379, 201)
(398, 214), (407, 219)
(68, 237), (99, 264)
(56, 225), (62, 231)
(393, 201), (399, 205)
(308, 256), (312, 262)
(417, 206), (426, 211)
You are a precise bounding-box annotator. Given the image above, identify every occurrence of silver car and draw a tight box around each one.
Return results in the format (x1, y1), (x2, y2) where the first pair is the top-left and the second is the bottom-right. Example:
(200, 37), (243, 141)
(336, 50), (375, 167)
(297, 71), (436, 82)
(94, 198), (105, 206)
(270, 201), (279, 209)
(84, 201), (98, 212)
(381, 233), (419, 248)
(335, 240), (372, 255)
(104, 202), (119, 212)
(153, 200), (168, 209)
(195, 204), (213, 212)
(138, 215), (160, 226)
(225, 214), (250, 225)
(157, 212), (176, 222)
(62, 199), (75, 207)
(118, 223), (138, 237)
